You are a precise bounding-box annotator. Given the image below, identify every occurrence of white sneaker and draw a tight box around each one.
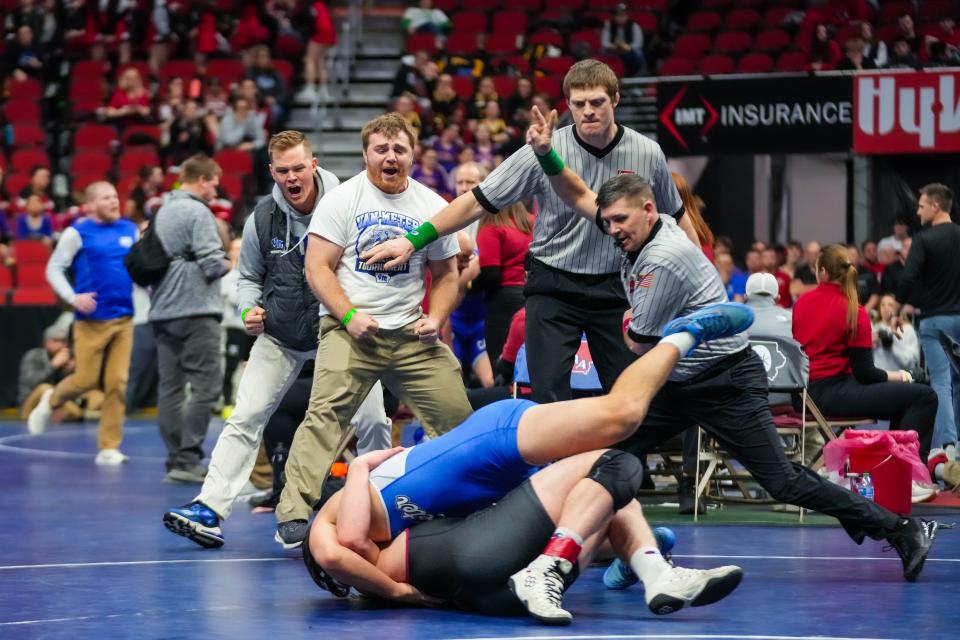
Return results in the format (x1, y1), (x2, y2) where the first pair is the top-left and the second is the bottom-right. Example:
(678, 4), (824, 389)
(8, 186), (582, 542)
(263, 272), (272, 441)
(27, 388), (54, 435)
(507, 554), (573, 625)
(95, 449), (129, 465)
(318, 84), (331, 103)
(295, 85), (317, 103)
(645, 565), (743, 615)
(911, 481), (939, 504)
(945, 443), (958, 462)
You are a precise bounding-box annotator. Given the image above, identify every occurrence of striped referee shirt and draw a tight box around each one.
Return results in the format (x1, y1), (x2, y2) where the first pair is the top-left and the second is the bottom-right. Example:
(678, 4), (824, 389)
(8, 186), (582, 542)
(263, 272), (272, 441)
(624, 214), (747, 381)
(474, 124), (683, 275)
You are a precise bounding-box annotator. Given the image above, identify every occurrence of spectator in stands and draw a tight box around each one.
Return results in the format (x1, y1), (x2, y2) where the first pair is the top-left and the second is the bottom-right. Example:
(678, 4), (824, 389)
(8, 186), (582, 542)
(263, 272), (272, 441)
(246, 45), (289, 126)
(716, 252), (745, 302)
(469, 76), (501, 122)
(149, 154), (230, 484)
(762, 247), (792, 308)
(15, 194), (54, 244)
(925, 40), (960, 68)
(411, 147), (450, 199)
(602, 3), (646, 76)
(30, 182), (138, 466)
(793, 243), (936, 463)
(430, 73), (461, 131)
(105, 67), (153, 128)
(504, 77), (534, 123)
(809, 23), (842, 71)
(391, 50), (431, 99)
(448, 230), (491, 388)
(879, 215), (910, 254)
(167, 100), (213, 167)
(125, 165), (165, 222)
(783, 240), (802, 279)
(402, 0), (450, 35)
(860, 239), (884, 276)
(5, 24), (45, 81)
(432, 122), (463, 174)
(479, 100), (510, 146)
(887, 38), (920, 69)
(744, 248), (763, 275)
(873, 293), (921, 377)
(298, 1), (337, 103)
(216, 97), (267, 152)
(924, 17), (960, 55)
(857, 21), (887, 68)
(792, 239), (821, 298)
(847, 243), (880, 312)
(475, 202), (533, 364)
(15, 166), (53, 215)
(4, 0), (44, 38)
(896, 13), (921, 55)
(471, 123), (499, 171)
(203, 77), (230, 120)
(394, 92), (423, 140)
(881, 236), (911, 297)
(18, 324), (100, 423)
(838, 38), (877, 71)
(158, 76), (187, 141)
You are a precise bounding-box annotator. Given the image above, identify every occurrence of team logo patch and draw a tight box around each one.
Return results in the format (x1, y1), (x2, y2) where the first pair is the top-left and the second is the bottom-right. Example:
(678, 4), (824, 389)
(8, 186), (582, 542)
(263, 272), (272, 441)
(271, 237), (286, 250)
(119, 236), (133, 248)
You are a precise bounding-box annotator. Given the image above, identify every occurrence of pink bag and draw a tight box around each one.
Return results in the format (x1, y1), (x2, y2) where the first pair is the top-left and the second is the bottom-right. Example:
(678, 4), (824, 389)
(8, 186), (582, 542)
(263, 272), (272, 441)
(824, 429), (931, 484)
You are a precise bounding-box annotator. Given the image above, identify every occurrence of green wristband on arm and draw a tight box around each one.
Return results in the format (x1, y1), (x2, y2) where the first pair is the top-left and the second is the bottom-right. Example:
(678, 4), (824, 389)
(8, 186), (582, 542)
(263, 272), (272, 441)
(241, 307), (252, 322)
(404, 221), (439, 251)
(536, 148), (565, 176)
(341, 308), (358, 328)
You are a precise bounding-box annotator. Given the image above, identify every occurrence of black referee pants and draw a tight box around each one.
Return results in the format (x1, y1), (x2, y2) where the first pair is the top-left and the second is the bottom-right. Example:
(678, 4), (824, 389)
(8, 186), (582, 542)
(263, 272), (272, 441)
(524, 259), (636, 403)
(617, 349), (902, 539)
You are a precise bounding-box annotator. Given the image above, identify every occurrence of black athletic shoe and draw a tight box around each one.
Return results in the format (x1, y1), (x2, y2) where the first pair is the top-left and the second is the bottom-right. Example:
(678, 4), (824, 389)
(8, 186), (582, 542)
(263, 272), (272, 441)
(884, 517), (939, 582)
(275, 519), (309, 549)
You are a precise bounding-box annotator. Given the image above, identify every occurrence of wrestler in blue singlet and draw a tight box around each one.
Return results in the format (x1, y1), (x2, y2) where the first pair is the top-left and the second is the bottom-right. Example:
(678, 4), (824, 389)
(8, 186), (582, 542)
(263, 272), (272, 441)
(370, 398), (539, 538)
(450, 290), (488, 373)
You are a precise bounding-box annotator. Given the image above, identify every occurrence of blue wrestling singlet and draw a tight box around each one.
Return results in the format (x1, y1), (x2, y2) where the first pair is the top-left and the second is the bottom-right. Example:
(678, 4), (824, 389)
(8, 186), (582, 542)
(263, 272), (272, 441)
(369, 399), (539, 538)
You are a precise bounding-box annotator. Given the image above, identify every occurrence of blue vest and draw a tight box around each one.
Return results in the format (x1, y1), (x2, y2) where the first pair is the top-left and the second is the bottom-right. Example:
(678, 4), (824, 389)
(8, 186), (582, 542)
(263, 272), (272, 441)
(73, 218), (137, 321)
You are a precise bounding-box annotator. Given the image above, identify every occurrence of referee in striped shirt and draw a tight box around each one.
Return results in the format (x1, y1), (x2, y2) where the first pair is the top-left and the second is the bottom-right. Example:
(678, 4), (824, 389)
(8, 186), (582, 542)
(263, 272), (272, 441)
(523, 107), (938, 582)
(362, 59), (698, 402)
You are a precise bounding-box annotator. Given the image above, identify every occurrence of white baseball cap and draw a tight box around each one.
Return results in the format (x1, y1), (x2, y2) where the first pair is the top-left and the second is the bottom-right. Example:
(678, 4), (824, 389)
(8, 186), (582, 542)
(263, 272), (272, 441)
(746, 272), (779, 299)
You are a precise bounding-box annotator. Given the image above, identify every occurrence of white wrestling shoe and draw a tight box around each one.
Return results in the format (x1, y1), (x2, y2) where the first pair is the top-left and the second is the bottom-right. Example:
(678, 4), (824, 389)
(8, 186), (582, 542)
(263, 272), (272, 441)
(645, 565), (743, 615)
(508, 554), (573, 625)
(27, 387), (54, 435)
(95, 448), (129, 465)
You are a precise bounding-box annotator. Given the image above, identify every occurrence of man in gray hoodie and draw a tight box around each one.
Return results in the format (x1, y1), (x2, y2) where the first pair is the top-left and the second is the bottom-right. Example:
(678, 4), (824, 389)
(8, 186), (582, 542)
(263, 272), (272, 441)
(151, 154), (230, 484)
(162, 131), (391, 548)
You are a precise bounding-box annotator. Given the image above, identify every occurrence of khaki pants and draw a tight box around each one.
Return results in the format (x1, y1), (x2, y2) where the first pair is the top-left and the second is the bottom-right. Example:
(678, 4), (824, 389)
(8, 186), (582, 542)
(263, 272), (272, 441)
(50, 318), (133, 450)
(276, 317), (473, 523)
(21, 383), (102, 422)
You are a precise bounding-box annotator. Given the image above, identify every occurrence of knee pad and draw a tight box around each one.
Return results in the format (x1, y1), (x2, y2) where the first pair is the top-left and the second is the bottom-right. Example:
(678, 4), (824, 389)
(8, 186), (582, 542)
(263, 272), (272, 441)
(587, 450), (643, 510)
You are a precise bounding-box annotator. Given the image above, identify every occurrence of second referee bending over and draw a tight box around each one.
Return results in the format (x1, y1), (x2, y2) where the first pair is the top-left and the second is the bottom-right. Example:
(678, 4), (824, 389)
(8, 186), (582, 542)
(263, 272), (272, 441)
(362, 59), (698, 403)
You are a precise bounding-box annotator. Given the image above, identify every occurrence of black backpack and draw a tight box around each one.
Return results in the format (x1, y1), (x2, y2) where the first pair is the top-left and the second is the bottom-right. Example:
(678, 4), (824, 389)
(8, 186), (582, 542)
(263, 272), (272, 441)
(124, 218), (172, 287)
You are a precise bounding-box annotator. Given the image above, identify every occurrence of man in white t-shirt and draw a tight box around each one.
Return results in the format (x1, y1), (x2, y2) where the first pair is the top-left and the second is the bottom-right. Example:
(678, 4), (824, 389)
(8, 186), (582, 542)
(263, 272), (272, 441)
(275, 113), (473, 546)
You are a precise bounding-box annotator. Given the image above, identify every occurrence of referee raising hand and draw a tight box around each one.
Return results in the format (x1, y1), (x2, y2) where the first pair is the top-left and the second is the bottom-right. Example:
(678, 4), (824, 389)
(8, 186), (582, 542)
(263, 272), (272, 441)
(363, 59), (696, 403)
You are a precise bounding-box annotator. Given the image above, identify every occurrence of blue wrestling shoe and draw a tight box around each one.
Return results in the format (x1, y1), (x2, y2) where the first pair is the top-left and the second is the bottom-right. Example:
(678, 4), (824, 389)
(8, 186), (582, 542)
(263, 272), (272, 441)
(662, 303), (754, 355)
(603, 526), (676, 590)
(163, 502), (224, 548)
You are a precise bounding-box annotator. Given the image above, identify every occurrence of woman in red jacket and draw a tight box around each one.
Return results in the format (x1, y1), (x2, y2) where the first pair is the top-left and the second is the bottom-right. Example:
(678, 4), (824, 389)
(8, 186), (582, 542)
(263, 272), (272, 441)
(792, 244), (936, 462)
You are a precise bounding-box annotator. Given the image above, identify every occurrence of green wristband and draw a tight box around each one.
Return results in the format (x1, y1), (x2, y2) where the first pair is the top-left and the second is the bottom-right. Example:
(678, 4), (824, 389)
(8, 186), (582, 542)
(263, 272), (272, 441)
(341, 308), (358, 328)
(536, 148), (564, 176)
(404, 221), (439, 251)
(241, 307), (252, 323)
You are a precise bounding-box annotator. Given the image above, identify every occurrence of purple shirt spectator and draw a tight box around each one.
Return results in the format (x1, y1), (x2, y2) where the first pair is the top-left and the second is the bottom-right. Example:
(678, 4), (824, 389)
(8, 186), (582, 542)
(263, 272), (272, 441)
(16, 212), (54, 240)
(433, 137), (462, 174)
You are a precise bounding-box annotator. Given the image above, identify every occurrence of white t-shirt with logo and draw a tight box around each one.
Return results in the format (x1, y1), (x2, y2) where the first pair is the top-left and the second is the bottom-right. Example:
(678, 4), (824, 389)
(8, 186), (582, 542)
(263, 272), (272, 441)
(308, 172), (460, 329)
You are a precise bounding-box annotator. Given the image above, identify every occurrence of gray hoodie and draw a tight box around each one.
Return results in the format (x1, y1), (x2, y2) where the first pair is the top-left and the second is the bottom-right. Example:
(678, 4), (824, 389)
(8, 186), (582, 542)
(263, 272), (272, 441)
(149, 189), (229, 322)
(236, 167), (340, 312)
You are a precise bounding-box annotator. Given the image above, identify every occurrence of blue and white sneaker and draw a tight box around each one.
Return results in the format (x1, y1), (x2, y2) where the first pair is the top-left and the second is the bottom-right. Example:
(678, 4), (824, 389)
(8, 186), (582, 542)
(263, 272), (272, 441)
(603, 526), (676, 590)
(662, 303), (754, 355)
(163, 502), (224, 548)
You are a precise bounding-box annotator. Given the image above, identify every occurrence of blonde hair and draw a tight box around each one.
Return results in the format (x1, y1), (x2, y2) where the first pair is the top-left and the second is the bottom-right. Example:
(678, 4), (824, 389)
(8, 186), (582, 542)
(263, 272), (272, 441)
(361, 112), (417, 150)
(819, 243), (861, 336)
(480, 202), (532, 235)
(180, 154), (222, 184)
(268, 130), (314, 161)
(671, 172), (714, 248)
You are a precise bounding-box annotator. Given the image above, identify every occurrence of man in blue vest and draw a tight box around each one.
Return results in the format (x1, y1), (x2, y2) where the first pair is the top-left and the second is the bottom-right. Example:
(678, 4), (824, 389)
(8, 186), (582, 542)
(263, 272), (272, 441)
(163, 131), (391, 549)
(30, 182), (137, 465)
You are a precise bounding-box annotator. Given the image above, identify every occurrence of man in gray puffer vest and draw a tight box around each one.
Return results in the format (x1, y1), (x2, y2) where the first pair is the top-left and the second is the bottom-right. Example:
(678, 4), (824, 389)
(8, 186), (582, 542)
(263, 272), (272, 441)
(163, 132), (391, 549)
